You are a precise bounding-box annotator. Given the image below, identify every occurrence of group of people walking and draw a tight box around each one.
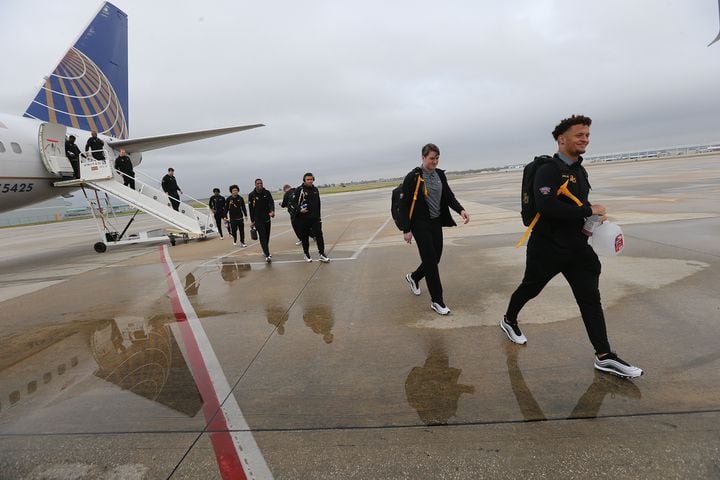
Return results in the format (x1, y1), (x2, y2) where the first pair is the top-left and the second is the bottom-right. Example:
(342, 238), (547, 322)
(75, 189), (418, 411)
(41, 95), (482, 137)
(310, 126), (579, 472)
(398, 115), (642, 380)
(208, 173), (329, 264)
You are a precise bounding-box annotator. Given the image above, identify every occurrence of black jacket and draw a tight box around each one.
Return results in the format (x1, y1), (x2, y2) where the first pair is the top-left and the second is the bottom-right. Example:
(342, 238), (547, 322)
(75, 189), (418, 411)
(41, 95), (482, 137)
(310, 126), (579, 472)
(209, 194), (226, 216)
(65, 141), (81, 161)
(248, 188), (275, 222)
(398, 167), (464, 233)
(85, 136), (105, 160)
(225, 195), (247, 220)
(531, 154), (593, 253)
(294, 184), (321, 220)
(114, 155), (134, 175)
(162, 174), (180, 194)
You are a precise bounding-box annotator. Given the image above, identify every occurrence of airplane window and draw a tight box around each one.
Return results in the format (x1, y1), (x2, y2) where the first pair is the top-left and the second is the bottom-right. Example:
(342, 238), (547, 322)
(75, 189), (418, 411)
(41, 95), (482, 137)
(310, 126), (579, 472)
(0, 142), (5, 153)
(11, 142), (22, 154)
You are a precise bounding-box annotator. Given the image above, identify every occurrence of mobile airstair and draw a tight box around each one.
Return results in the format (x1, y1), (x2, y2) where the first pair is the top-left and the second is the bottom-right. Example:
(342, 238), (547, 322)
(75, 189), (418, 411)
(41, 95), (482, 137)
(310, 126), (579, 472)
(53, 148), (215, 253)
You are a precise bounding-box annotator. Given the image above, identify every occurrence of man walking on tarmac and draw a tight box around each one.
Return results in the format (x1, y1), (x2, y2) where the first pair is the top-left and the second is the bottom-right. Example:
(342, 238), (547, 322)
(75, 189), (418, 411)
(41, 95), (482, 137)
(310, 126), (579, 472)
(208, 188), (227, 239)
(294, 173), (330, 263)
(248, 178), (275, 262)
(501, 114), (643, 379)
(399, 143), (469, 316)
(226, 185), (248, 247)
(280, 184), (303, 245)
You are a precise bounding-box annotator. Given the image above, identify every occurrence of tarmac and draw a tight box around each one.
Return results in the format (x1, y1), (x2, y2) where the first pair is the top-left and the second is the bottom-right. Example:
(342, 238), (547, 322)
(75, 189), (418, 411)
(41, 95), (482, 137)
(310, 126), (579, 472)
(0, 155), (719, 479)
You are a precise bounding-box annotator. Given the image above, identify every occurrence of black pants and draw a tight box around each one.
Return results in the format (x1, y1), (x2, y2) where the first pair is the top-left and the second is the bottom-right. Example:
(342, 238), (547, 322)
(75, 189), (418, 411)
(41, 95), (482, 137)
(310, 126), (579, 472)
(505, 238), (611, 354)
(168, 192), (180, 211)
(122, 173), (135, 190)
(229, 219), (245, 243)
(298, 217), (325, 256)
(69, 159), (80, 179)
(290, 217), (303, 240)
(410, 218), (444, 305)
(213, 213), (225, 237)
(255, 219), (271, 256)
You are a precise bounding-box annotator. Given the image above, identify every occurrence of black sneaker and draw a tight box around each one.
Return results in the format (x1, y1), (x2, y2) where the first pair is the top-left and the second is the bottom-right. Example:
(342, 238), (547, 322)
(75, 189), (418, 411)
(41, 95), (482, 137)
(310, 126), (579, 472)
(500, 316), (527, 345)
(594, 352), (643, 378)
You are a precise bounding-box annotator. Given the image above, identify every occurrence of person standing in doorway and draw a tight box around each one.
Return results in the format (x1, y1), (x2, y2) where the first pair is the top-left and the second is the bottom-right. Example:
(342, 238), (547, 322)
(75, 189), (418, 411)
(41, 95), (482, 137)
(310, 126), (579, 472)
(294, 173), (329, 263)
(162, 167), (182, 211)
(208, 188), (227, 239)
(501, 114), (643, 379)
(226, 184), (248, 247)
(399, 143), (469, 316)
(65, 135), (81, 179)
(248, 178), (275, 262)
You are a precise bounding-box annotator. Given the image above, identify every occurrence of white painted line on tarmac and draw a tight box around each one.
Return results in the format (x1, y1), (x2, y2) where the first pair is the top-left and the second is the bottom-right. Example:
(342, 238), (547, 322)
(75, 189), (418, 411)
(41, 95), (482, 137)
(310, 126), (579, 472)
(161, 245), (273, 480)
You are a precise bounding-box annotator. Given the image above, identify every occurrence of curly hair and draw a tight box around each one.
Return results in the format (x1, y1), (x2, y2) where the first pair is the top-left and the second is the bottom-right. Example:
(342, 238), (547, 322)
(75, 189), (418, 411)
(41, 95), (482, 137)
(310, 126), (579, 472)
(552, 115), (592, 140)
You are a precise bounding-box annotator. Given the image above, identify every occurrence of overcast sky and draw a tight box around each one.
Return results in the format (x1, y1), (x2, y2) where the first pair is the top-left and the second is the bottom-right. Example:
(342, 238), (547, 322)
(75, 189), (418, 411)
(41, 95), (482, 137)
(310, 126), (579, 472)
(1, 1), (719, 196)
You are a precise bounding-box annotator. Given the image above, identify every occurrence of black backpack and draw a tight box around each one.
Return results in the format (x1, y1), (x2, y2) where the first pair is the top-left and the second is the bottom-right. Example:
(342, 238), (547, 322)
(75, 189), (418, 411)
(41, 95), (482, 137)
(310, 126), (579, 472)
(520, 155), (566, 226)
(390, 184), (404, 230)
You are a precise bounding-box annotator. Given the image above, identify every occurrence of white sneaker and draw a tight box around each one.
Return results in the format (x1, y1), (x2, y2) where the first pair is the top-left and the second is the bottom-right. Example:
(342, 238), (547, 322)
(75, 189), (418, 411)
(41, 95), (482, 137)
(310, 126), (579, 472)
(232, 241), (237, 246)
(304, 255), (312, 262)
(431, 302), (450, 315)
(295, 240), (302, 246)
(319, 254), (330, 263)
(405, 273), (421, 296)
(594, 353), (643, 378)
(500, 316), (527, 345)
(265, 256), (272, 263)
(240, 243), (247, 248)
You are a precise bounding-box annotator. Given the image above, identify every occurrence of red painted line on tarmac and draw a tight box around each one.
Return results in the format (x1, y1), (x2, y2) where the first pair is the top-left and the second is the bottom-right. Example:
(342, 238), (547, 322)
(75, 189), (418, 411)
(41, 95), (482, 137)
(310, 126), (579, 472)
(159, 246), (248, 480)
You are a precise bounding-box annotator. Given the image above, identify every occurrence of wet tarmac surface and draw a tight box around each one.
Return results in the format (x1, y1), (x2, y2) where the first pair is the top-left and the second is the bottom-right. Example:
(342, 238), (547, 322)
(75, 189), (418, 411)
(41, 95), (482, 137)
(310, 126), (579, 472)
(1, 156), (719, 479)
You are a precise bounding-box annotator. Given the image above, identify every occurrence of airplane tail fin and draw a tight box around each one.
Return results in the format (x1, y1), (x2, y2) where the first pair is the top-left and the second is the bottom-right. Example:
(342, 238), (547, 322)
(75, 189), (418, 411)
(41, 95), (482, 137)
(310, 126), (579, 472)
(23, 2), (129, 139)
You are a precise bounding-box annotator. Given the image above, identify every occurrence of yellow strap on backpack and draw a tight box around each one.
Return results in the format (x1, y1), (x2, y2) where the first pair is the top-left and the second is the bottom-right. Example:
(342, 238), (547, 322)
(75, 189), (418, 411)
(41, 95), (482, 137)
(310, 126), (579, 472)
(408, 174), (427, 220)
(515, 180), (584, 248)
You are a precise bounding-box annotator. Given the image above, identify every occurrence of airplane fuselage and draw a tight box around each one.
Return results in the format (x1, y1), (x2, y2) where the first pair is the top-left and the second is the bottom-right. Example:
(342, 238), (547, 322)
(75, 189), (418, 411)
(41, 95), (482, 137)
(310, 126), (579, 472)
(0, 112), (118, 213)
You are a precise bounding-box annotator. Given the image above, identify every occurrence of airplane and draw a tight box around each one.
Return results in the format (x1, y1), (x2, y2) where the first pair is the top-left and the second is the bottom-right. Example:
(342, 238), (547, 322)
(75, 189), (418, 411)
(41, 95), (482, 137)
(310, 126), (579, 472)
(0, 2), (264, 250)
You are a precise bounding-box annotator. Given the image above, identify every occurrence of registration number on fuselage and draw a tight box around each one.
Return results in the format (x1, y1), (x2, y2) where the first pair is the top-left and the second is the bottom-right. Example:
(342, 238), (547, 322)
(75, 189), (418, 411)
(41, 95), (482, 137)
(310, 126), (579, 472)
(1, 183), (34, 193)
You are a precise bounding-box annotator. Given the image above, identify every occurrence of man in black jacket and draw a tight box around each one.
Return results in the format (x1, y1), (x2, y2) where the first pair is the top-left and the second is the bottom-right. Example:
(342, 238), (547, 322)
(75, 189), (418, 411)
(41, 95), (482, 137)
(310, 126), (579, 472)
(280, 184), (302, 245)
(399, 143), (469, 315)
(208, 188), (227, 239)
(501, 115), (643, 379)
(225, 185), (248, 247)
(65, 135), (81, 179)
(294, 173), (329, 263)
(162, 168), (182, 211)
(85, 130), (105, 160)
(248, 178), (275, 262)
(114, 148), (135, 189)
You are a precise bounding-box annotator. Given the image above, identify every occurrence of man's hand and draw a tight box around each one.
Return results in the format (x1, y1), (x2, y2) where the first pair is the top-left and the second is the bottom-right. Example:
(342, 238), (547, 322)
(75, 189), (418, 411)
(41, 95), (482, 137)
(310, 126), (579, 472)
(404, 232), (413, 244)
(460, 210), (470, 224)
(269, 211), (275, 218)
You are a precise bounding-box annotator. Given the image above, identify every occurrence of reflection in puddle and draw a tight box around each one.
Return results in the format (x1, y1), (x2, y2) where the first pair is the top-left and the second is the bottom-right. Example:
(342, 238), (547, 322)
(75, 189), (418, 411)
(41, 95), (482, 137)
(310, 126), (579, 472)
(504, 343), (642, 421)
(184, 272), (199, 296)
(91, 316), (202, 416)
(265, 305), (289, 335)
(220, 261), (251, 282)
(0, 314), (203, 420)
(405, 345), (475, 426)
(303, 305), (334, 344)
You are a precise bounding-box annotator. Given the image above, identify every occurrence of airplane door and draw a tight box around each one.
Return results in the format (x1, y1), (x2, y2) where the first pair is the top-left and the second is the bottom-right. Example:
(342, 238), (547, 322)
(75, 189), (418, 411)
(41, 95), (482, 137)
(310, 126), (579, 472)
(38, 122), (72, 176)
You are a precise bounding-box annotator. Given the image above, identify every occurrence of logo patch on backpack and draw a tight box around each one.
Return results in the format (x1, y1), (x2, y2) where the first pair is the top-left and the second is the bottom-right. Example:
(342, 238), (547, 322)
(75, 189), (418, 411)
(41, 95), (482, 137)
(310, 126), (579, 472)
(539, 186), (551, 195)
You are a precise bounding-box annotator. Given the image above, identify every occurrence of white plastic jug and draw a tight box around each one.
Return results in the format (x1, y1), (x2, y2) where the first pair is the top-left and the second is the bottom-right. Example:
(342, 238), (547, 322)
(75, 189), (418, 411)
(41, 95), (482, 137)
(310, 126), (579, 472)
(588, 221), (624, 256)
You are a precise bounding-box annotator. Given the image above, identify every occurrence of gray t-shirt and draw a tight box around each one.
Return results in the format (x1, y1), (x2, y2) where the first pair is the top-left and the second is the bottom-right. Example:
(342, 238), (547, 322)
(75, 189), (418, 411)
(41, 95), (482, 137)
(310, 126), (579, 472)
(422, 168), (442, 219)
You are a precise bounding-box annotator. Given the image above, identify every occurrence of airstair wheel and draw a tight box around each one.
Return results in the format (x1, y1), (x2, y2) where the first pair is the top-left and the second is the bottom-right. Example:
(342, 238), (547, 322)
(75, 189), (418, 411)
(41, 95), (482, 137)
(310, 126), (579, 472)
(94, 242), (107, 253)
